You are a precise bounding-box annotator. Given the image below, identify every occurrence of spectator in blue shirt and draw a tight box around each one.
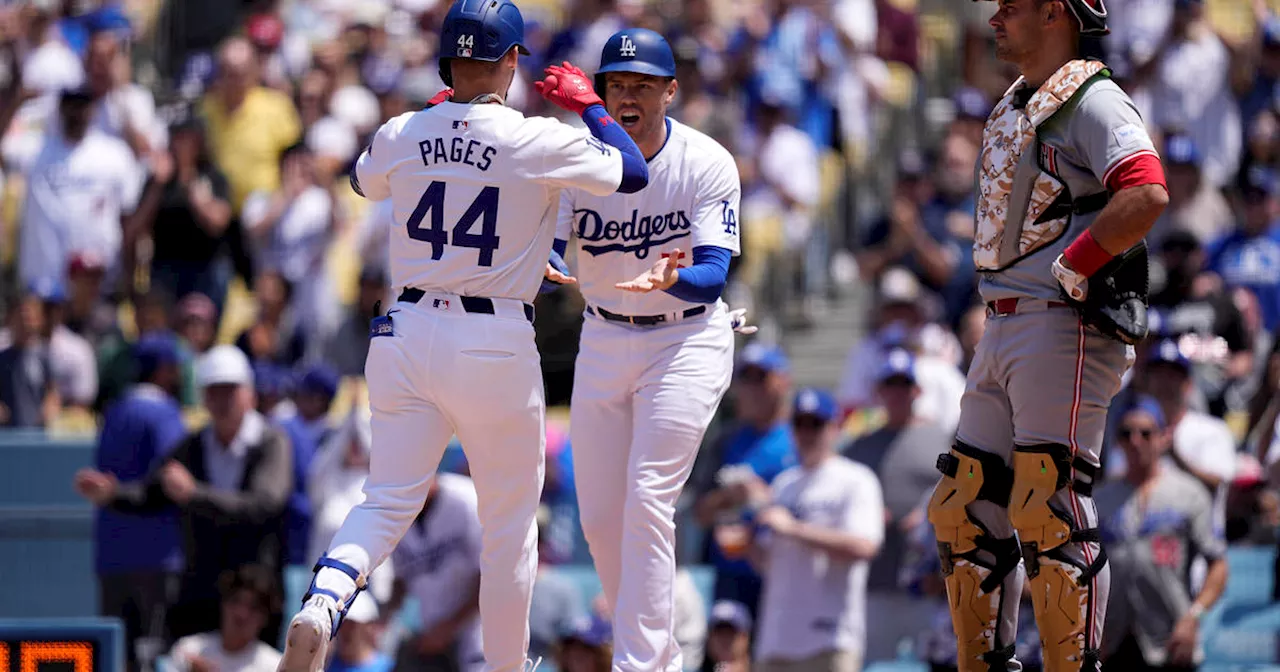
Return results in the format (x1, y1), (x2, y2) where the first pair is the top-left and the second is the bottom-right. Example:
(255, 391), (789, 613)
(93, 332), (188, 672)
(278, 365), (338, 566)
(1207, 166), (1280, 331)
(692, 344), (797, 620)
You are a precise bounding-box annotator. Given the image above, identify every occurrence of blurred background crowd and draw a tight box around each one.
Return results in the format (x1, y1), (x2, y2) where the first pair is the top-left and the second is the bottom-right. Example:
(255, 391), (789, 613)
(4, 0), (1280, 670)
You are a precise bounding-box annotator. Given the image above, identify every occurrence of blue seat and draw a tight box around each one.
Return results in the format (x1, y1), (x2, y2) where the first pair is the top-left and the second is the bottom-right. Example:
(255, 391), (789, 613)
(1224, 547), (1276, 607)
(862, 662), (928, 672)
(1203, 628), (1279, 665)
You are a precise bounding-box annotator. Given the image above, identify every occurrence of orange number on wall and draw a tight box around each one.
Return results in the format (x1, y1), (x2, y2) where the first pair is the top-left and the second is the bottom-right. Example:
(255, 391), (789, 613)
(0, 643), (9, 671)
(20, 642), (92, 672)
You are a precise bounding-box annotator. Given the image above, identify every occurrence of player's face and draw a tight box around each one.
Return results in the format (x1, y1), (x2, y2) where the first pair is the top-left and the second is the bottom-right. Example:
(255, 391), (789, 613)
(604, 72), (677, 141)
(791, 414), (835, 453)
(989, 0), (1051, 63)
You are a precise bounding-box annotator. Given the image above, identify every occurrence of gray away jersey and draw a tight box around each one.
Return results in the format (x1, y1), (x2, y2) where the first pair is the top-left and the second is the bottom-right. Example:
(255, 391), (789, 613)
(979, 79), (1158, 303)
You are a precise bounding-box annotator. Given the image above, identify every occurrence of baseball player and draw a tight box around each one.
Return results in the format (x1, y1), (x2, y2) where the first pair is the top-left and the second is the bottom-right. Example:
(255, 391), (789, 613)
(548, 28), (740, 672)
(278, 1), (650, 670)
(925, 1), (1170, 671)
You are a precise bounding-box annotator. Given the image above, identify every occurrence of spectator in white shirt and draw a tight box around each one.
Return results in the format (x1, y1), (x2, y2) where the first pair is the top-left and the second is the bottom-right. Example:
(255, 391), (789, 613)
(18, 85), (144, 292)
(1131, 0), (1241, 188)
(751, 388), (884, 672)
(167, 564), (283, 672)
(241, 142), (338, 340)
(83, 28), (163, 157)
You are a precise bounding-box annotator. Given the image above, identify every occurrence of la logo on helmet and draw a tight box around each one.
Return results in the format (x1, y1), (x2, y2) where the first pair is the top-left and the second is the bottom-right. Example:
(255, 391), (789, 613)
(619, 35), (637, 57)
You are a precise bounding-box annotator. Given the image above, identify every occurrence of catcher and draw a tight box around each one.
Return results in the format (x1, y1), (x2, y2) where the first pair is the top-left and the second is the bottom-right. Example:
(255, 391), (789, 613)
(927, 1), (1168, 671)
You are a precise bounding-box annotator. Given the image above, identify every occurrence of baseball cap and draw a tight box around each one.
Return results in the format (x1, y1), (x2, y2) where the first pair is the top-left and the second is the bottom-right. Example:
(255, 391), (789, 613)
(1163, 134), (1201, 167)
(953, 86), (991, 121)
(561, 617), (611, 648)
(877, 348), (917, 385)
(738, 343), (789, 375)
(1146, 337), (1191, 373)
(1243, 165), (1280, 199)
(178, 293), (217, 324)
(134, 332), (182, 379)
(879, 267), (922, 306)
(709, 600), (753, 632)
(196, 345), (254, 388)
(1123, 395), (1166, 430)
(344, 592), (380, 624)
(28, 277), (67, 304)
(792, 387), (838, 424)
(298, 364), (341, 400)
(1159, 229), (1201, 254)
(245, 13), (285, 51)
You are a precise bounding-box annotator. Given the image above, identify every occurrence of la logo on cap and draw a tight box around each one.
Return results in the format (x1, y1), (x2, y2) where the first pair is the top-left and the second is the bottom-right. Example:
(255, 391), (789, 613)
(619, 35), (636, 57)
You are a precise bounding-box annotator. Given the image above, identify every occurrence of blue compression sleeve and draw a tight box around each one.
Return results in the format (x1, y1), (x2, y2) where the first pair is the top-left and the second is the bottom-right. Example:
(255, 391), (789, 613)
(664, 245), (731, 304)
(582, 105), (648, 194)
(540, 239), (571, 294)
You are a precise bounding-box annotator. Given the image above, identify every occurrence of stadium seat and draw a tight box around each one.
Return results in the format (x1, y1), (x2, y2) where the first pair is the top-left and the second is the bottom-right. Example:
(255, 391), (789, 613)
(863, 661), (928, 672)
(1202, 628), (1280, 665)
(1223, 546), (1276, 607)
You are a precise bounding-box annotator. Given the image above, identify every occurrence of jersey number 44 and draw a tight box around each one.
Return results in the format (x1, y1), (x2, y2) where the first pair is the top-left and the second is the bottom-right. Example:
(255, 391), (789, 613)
(406, 181), (501, 267)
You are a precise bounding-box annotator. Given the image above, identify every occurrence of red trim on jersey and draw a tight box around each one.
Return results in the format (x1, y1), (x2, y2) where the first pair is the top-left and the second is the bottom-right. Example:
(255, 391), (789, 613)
(1103, 149), (1165, 192)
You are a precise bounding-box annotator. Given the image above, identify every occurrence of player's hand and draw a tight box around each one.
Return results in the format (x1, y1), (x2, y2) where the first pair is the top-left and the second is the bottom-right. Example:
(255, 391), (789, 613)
(160, 461), (198, 505)
(1166, 613), (1199, 665)
(545, 262), (576, 285)
(426, 87), (454, 107)
(534, 62), (603, 115)
(1052, 253), (1088, 301)
(728, 308), (758, 335)
(74, 468), (118, 506)
(615, 248), (682, 293)
(757, 505), (798, 536)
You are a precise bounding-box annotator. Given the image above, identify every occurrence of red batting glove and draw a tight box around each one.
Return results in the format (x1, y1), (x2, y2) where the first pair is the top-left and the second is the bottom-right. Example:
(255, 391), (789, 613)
(534, 62), (603, 115)
(426, 88), (454, 107)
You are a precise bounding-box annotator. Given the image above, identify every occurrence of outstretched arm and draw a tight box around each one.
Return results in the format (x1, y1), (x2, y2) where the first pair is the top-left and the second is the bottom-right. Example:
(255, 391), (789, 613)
(535, 62), (648, 193)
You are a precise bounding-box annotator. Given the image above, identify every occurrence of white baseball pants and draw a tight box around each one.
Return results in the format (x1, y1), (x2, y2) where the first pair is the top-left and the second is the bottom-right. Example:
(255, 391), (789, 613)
(571, 303), (734, 672)
(315, 293), (546, 672)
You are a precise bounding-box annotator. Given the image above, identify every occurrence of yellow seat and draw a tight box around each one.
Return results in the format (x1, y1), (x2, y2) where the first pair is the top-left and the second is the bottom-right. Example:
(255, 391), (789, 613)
(47, 407), (99, 437)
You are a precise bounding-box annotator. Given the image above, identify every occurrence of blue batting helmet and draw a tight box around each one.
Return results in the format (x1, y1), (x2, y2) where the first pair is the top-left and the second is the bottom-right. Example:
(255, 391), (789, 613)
(438, 0), (531, 87)
(595, 28), (677, 93)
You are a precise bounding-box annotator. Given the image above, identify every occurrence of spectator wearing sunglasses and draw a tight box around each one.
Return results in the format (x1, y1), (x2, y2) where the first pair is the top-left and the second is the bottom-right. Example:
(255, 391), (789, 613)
(1096, 397), (1228, 672)
(751, 388), (884, 672)
(843, 349), (952, 662)
(691, 344), (798, 621)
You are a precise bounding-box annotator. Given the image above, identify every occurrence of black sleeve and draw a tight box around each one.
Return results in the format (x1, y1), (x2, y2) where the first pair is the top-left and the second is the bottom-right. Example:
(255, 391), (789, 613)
(1216, 296), (1250, 353)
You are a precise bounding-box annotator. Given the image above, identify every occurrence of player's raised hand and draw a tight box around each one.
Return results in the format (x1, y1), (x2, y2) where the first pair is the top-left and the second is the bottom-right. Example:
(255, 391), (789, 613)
(615, 248), (682, 293)
(727, 308), (758, 334)
(534, 61), (603, 115)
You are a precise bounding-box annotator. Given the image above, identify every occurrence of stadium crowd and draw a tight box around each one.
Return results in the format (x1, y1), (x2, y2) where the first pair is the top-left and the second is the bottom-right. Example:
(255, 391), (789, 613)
(1, 0), (1280, 671)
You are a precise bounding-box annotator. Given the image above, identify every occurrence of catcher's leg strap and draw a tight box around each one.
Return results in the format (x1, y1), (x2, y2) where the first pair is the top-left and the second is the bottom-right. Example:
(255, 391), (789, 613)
(928, 441), (1022, 672)
(1008, 444), (1106, 672)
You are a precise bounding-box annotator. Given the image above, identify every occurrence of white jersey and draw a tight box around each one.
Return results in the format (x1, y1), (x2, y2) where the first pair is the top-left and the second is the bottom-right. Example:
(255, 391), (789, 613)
(756, 456), (885, 662)
(391, 473), (484, 668)
(556, 118), (741, 315)
(353, 101), (624, 304)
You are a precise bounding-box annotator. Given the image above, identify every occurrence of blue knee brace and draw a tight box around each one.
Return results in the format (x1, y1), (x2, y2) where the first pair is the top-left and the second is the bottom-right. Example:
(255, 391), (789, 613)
(305, 556), (367, 638)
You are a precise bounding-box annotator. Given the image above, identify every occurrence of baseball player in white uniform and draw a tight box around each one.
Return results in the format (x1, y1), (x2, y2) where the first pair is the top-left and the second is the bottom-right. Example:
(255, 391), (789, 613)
(279, 1), (650, 670)
(547, 28), (740, 672)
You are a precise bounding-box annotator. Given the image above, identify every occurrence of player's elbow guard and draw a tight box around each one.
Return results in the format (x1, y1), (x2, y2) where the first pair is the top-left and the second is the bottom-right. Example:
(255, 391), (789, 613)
(616, 155), (649, 194)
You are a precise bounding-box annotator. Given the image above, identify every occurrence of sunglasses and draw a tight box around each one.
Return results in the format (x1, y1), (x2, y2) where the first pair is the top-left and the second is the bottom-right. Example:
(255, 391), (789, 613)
(792, 416), (827, 432)
(1119, 427), (1155, 441)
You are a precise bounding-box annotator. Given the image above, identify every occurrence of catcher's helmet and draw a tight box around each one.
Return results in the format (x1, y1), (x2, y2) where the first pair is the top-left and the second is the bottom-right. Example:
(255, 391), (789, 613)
(594, 28), (677, 94)
(438, 0), (531, 87)
(979, 0), (1108, 35)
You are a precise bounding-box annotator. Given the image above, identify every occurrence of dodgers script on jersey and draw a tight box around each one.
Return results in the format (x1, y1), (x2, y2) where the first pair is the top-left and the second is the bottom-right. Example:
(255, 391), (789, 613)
(354, 101), (625, 303)
(556, 118), (741, 313)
